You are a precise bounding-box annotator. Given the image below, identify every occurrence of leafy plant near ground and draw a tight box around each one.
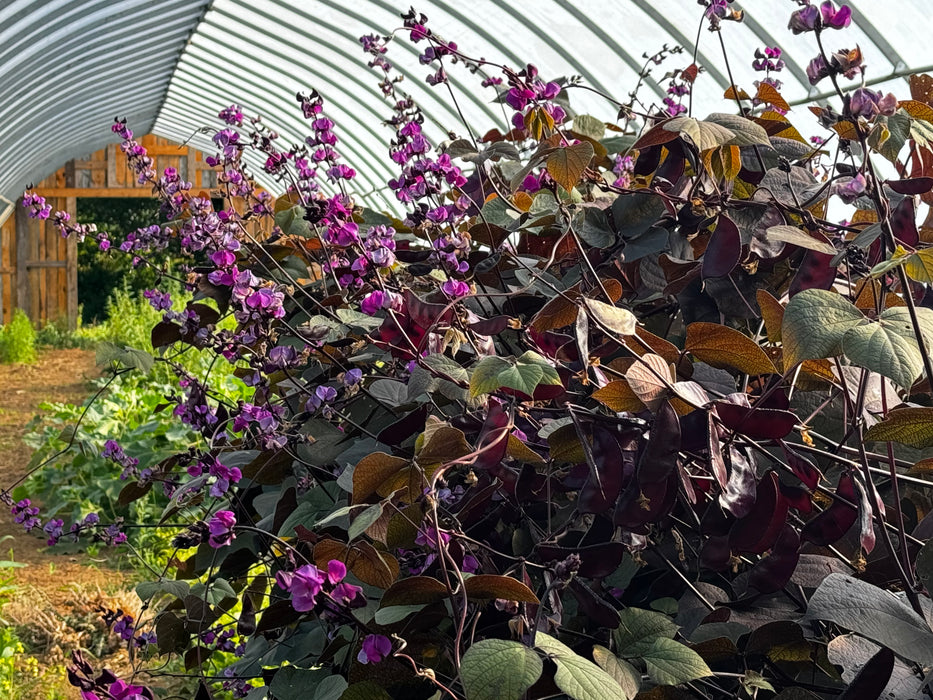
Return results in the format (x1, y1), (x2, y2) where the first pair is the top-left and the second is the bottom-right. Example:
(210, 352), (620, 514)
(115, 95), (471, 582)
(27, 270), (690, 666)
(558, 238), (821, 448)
(12, 2), (933, 698)
(0, 310), (36, 364)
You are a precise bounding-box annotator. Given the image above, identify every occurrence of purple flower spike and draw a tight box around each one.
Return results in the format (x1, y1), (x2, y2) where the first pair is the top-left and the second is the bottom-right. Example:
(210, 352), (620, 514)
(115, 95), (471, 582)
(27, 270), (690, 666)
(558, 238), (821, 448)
(276, 564), (326, 612)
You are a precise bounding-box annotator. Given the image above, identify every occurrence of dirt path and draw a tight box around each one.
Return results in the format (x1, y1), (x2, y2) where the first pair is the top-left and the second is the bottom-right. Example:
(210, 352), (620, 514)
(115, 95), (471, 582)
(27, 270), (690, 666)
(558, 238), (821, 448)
(0, 349), (136, 698)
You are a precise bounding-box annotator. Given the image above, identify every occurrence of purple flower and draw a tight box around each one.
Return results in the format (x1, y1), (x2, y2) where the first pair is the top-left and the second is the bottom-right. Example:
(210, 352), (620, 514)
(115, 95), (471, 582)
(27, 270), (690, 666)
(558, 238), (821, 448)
(806, 55), (830, 86)
(441, 278), (470, 298)
(207, 511), (236, 548)
(834, 173), (867, 203)
(788, 4), (820, 33)
(361, 290), (388, 315)
(276, 564), (326, 612)
(43, 518), (64, 546)
(358, 634), (392, 664)
(342, 368), (363, 387)
(820, 1), (852, 29)
(848, 88), (897, 119)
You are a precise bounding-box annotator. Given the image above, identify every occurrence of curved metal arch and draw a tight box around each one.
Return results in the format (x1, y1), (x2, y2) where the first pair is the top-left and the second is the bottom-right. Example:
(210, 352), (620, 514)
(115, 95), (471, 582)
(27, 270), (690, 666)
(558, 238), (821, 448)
(162, 70), (390, 197)
(162, 24), (399, 195)
(179, 10), (411, 172)
(629, 0), (730, 92)
(554, 0), (667, 104)
(237, 0), (502, 133)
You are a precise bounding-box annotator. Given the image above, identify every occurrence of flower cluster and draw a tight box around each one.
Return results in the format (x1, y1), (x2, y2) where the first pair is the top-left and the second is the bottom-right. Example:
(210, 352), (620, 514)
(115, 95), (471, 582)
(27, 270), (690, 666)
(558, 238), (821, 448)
(103, 439), (140, 481)
(276, 559), (364, 612)
(207, 510), (236, 548)
(788, 1), (852, 34)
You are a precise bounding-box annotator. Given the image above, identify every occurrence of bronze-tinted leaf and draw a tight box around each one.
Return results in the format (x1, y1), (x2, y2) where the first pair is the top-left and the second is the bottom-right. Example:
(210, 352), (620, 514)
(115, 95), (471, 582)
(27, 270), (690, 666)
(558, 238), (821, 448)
(625, 353), (672, 411)
(863, 407), (933, 448)
(546, 142), (594, 193)
(686, 323), (776, 375)
(352, 453), (409, 505)
(592, 380), (645, 412)
(464, 575), (539, 603)
(380, 576), (449, 607)
(757, 290), (784, 343)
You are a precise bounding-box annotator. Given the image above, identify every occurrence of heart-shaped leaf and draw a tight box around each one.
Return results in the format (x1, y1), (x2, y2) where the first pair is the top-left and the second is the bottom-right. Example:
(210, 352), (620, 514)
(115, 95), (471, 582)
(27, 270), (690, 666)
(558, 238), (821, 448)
(625, 354), (671, 411)
(864, 407), (933, 447)
(461, 639), (543, 700)
(782, 289), (865, 367)
(804, 573), (933, 666)
(841, 306), (933, 388)
(547, 142), (594, 193)
(536, 633), (627, 700)
(686, 323), (776, 375)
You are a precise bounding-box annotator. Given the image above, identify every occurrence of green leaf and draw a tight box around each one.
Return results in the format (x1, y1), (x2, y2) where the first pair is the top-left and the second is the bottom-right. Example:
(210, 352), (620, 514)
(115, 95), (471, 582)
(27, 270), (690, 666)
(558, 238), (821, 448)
(766, 225), (837, 255)
(269, 667), (331, 700)
(910, 115), (933, 154)
(611, 191), (667, 239)
(904, 248), (933, 284)
(340, 682), (392, 700)
(781, 290), (865, 367)
(348, 503), (384, 540)
(573, 114), (607, 141)
(841, 306), (933, 388)
(469, 351), (561, 398)
(613, 607), (679, 656)
(373, 604), (425, 625)
(574, 207), (616, 248)
(863, 407), (933, 448)
(461, 639), (543, 700)
(312, 675), (348, 700)
(877, 111), (912, 163)
(804, 573), (933, 666)
(663, 117), (735, 151)
(592, 645), (640, 698)
(535, 633), (628, 700)
(335, 308), (383, 330)
(136, 579), (190, 602)
(96, 342), (154, 373)
(703, 113), (771, 146)
(638, 637), (713, 686)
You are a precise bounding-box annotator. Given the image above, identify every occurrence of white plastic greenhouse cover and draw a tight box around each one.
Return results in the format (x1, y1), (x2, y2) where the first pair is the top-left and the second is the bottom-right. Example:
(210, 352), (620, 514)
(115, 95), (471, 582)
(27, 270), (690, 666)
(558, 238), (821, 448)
(0, 0), (930, 216)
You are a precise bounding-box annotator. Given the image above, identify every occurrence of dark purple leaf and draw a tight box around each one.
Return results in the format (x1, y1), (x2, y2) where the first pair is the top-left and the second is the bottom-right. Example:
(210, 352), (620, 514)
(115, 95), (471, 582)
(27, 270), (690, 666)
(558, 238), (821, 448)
(473, 400), (510, 472)
(890, 196), (919, 247)
(789, 249), (836, 296)
(568, 578), (621, 628)
(719, 447), (758, 518)
(708, 413), (728, 488)
(702, 216), (741, 279)
(469, 315), (512, 336)
(801, 472), (858, 546)
(779, 483), (813, 513)
(715, 401), (798, 440)
(886, 177), (933, 195)
(613, 472), (678, 529)
(579, 425), (634, 513)
(700, 535), (732, 571)
(639, 401), (681, 483)
(780, 443), (822, 489)
(730, 471), (790, 554)
(377, 405), (428, 447)
(747, 524), (801, 594)
(838, 647), (895, 700)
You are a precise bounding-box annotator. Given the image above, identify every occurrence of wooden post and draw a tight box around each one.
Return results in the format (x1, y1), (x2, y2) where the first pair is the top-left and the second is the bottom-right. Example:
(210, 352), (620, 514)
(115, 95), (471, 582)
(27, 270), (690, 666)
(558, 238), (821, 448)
(65, 196), (78, 329)
(14, 202), (29, 318)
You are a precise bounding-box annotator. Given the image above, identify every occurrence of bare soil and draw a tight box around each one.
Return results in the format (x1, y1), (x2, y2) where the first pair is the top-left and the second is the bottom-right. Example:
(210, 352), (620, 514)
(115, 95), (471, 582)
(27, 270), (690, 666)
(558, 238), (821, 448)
(0, 349), (138, 698)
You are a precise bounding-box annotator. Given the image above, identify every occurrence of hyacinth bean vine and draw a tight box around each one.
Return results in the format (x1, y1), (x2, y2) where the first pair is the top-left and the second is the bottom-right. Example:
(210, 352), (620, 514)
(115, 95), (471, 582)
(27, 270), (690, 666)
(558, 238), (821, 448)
(14, 1), (933, 698)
